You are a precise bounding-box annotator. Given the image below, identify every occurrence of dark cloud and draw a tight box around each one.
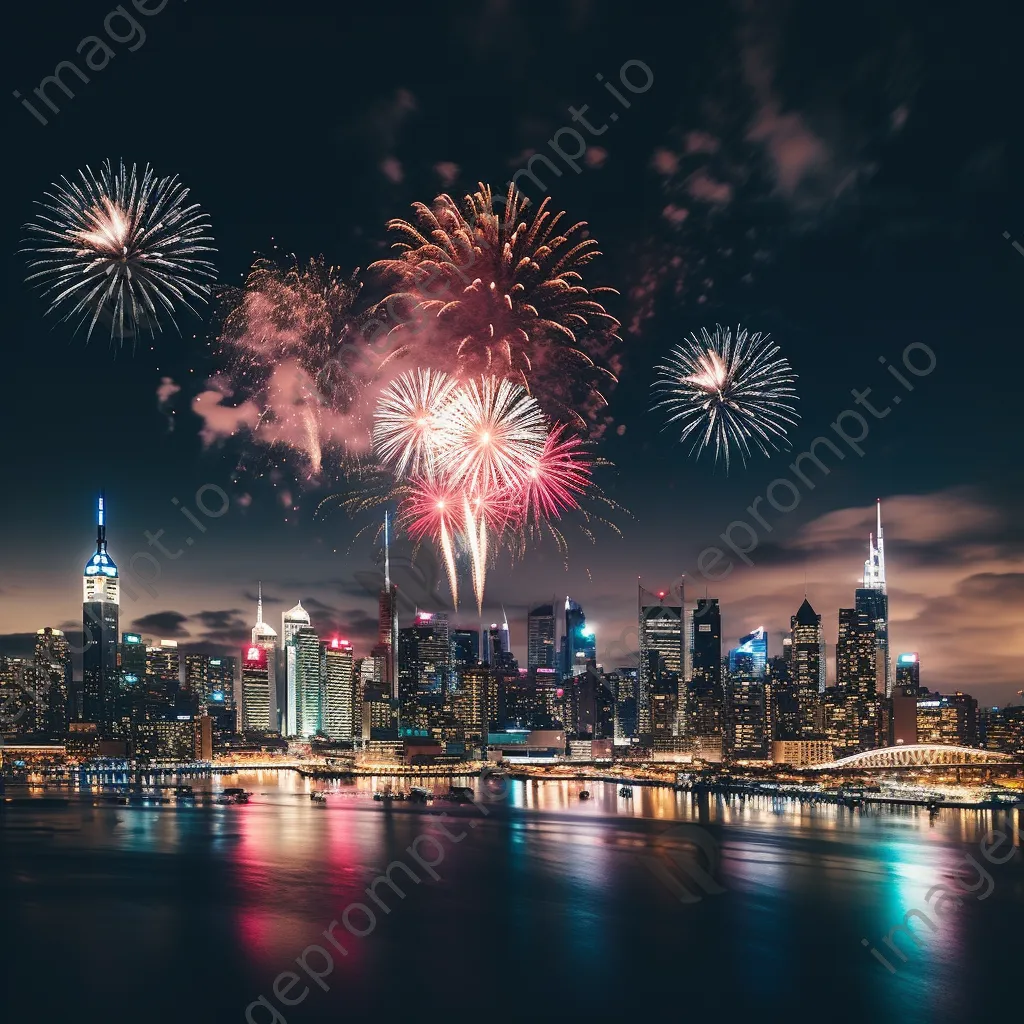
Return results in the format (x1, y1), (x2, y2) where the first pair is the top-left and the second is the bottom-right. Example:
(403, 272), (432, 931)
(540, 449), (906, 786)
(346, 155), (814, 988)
(191, 609), (249, 646)
(131, 611), (190, 638)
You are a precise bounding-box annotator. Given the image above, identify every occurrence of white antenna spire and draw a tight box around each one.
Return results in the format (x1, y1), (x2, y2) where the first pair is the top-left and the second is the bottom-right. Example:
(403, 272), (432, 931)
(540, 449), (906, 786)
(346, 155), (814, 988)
(384, 510), (391, 590)
(257, 580), (264, 625)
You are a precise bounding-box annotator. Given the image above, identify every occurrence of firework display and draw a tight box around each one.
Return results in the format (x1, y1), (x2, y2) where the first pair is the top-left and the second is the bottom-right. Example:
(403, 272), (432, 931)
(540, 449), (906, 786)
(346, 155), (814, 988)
(652, 324), (799, 470)
(371, 369), (459, 480)
(23, 160), (216, 343)
(214, 256), (365, 477)
(377, 371), (595, 611)
(370, 183), (621, 430)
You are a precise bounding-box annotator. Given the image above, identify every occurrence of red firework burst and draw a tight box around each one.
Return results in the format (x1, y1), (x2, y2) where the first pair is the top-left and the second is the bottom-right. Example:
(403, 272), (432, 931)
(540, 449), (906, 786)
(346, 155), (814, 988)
(369, 183), (621, 429)
(518, 423), (594, 526)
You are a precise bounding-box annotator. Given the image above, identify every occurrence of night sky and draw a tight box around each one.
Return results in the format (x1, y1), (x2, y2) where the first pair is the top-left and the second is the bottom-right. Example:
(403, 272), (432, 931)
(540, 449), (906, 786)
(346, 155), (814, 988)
(3, 0), (1022, 702)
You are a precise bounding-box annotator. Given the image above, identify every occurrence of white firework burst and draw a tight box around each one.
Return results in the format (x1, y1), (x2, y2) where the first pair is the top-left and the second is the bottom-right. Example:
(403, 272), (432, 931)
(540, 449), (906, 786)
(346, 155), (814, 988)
(652, 324), (799, 470)
(372, 368), (459, 480)
(22, 159), (216, 343)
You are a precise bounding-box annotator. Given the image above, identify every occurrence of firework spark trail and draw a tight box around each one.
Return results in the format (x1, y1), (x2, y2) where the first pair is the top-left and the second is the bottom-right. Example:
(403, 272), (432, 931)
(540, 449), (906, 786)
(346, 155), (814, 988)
(399, 477), (464, 606)
(652, 324), (799, 471)
(22, 159), (216, 343)
(370, 182), (621, 431)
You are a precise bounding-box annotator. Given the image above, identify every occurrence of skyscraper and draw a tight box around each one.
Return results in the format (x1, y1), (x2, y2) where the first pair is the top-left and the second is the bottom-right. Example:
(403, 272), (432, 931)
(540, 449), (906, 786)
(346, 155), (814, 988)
(185, 653), (236, 714)
(82, 495), (119, 738)
(282, 600), (311, 736)
(855, 499), (893, 697)
(243, 584), (277, 732)
(836, 609), (876, 696)
(322, 637), (355, 741)
(240, 644), (271, 732)
(836, 607), (880, 752)
(450, 628), (480, 671)
(145, 639), (181, 719)
(895, 652), (921, 692)
(527, 602), (556, 670)
(377, 512), (399, 699)
(638, 585), (683, 740)
(689, 597), (723, 737)
(724, 673), (771, 760)
(728, 627), (768, 676)
(34, 627), (72, 740)
(790, 597), (825, 737)
(561, 597), (595, 678)
(293, 625), (323, 738)
(117, 632), (147, 737)
(691, 598), (722, 690)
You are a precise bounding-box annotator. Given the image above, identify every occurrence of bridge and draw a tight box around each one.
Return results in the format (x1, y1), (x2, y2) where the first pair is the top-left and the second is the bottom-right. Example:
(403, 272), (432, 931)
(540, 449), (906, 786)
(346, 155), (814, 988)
(810, 744), (1017, 770)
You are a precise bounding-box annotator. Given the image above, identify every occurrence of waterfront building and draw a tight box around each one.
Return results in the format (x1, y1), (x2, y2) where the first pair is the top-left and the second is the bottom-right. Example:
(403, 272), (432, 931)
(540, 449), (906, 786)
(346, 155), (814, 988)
(34, 627), (72, 740)
(639, 585), (684, 741)
(322, 637), (355, 741)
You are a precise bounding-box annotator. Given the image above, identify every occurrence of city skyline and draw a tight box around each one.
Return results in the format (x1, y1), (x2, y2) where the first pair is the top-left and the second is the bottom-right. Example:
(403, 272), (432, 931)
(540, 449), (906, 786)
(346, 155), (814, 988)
(1, 490), (1018, 709)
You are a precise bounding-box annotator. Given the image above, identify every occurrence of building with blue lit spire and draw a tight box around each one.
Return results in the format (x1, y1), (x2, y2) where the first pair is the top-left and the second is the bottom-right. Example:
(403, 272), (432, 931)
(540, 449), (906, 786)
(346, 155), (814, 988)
(83, 495), (119, 738)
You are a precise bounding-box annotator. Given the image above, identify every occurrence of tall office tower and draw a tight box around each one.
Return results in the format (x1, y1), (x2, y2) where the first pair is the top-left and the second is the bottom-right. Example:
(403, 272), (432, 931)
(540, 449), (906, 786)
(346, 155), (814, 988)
(82, 495), (120, 738)
(281, 599), (311, 731)
(613, 666), (639, 741)
(766, 655), (798, 739)
(398, 614), (437, 731)
(895, 652), (921, 692)
(184, 653), (236, 711)
(280, 600), (306, 733)
(452, 666), (496, 745)
(690, 598), (722, 690)
(855, 499), (892, 697)
(836, 608), (879, 751)
(728, 627), (768, 676)
(116, 632), (147, 737)
(289, 626), (323, 739)
(450, 628), (480, 672)
(240, 643), (271, 731)
(724, 673), (771, 760)
(561, 597), (595, 678)
(527, 602), (556, 670)
(378, 512), (399, 700)
(145, 640), (182, 720)
(282, 600), (310, 647)
(322, 637), (355, 741)
(790, 597), (825, 736)
(34, 627), (72, 740)
(250, 583), (279, 730)
(638, 585), (683, 740)
(689, 597), (723, 737)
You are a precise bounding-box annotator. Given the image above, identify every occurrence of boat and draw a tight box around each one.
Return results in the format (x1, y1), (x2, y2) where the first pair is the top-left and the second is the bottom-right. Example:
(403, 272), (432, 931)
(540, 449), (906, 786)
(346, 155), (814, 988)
(579, 790), (591, 801)
(310, 791), (328, 803)
(409, 787), (433, 804)
(619, 786), (633, 798)
(222, 787), (250, 804)
(447, 786), (475, 804)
